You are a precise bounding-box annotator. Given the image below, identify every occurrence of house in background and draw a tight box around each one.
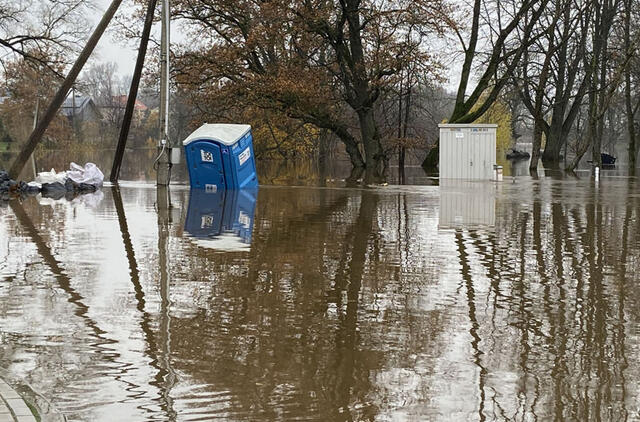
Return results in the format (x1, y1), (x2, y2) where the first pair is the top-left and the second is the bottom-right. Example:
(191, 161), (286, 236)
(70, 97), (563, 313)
(60, 93), (103, 123)
(60, 92), (103, 143)
(108, 95), (149, 123)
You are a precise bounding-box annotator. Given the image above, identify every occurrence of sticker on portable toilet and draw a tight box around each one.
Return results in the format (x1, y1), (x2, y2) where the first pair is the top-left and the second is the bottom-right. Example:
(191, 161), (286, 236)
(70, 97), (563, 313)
(239, 211), (251, 228)
(201, 215), (214, 229)
(455, 132), (464, 138)
(238, 147), (251, 166)
(201, 150), (214, 163)
(205, 184), (217, 193)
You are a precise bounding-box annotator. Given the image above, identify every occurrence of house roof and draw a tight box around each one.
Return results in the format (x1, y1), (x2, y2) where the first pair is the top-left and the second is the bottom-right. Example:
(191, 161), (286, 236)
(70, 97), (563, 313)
(112, 95), (148, 111)
(61, 95), (94, 115)
(60, 94), (103, 120)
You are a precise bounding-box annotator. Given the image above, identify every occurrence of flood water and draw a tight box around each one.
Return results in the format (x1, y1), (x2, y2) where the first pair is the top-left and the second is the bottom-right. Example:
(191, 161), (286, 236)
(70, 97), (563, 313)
(2, 154), (640, 420)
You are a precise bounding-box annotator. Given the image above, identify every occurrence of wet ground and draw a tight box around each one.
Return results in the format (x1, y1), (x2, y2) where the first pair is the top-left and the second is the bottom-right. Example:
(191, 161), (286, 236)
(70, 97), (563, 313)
(1, 151), (640, 421)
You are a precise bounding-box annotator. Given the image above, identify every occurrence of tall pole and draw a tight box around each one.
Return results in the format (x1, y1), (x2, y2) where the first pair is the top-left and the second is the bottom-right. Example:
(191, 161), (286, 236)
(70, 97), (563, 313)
(110, 0), (158, 183)
(156, 0), (171, 186)
(8, 0), (124, 179)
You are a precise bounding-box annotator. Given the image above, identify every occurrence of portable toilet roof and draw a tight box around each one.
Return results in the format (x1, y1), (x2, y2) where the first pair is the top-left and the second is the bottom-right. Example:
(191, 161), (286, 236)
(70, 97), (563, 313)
(183, 123), (251, 146)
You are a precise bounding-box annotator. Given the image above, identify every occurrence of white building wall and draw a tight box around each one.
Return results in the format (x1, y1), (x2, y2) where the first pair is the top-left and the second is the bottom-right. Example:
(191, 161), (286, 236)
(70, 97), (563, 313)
(439, 124), (497, 180)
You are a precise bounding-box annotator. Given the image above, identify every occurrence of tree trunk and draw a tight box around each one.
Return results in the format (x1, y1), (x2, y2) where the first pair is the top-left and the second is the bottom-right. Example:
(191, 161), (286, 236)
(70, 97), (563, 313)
(626, 73), (637, 170)
(567, 87), (598, 171)
(624, 0), (637, 171)
(400, 85), (411, 183)
(530, 120), (544, 172)
(357, 107), (385, 183)
(542, 124), (568, 165)
(328, 123), (365, 169)
(397, 76), (404, 179)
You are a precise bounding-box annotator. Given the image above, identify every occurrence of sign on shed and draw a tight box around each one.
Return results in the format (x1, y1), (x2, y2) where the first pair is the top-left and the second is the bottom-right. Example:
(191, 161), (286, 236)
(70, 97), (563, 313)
(439, 124), (497, 180)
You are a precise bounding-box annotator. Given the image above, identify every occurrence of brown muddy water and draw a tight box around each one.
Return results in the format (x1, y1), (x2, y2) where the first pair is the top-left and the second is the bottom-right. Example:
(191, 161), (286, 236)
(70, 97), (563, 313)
(1, 151), (640, 421)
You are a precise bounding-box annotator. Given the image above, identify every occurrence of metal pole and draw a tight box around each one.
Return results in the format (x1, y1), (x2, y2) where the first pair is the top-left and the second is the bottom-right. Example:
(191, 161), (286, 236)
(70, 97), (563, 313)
(156, 0), (171, 186)
(8, 0), (124, 180)
(110, 0), (158, 183)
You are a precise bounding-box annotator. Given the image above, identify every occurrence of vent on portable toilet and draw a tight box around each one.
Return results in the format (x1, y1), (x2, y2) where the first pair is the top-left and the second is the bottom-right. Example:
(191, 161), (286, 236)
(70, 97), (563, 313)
(183, 123), (259, 190)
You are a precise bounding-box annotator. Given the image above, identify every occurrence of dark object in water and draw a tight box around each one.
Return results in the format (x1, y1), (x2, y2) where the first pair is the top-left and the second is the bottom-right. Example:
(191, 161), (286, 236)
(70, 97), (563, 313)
(65, 178), (97, 193)
(601, 153), (616, 166)
(1, 170), (40, 200)
(41, 182), (67, 200)
(41, 179), (98, 200)
(506, 149), (531, 160)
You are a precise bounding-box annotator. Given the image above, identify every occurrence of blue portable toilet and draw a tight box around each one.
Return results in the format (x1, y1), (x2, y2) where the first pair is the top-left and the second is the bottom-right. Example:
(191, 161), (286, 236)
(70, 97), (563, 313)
(183, 123), (259, 190)
(184, 188), (258, 251)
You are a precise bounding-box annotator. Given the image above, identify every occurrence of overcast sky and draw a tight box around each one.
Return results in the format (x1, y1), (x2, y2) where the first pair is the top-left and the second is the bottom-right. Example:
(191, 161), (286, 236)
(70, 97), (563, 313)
(92, 0), (138, 77)
(92, 0), (185, 78)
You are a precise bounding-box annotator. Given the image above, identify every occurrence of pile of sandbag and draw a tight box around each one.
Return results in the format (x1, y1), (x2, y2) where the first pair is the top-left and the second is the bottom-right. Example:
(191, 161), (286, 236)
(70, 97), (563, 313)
(0, 163), (104, 201)
(0, 170), (40, 200)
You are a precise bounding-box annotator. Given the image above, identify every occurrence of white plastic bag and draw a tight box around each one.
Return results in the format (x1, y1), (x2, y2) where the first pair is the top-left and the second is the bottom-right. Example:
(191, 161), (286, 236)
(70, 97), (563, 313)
(67, 162), (104, 185)
(35, 168), (67, 184)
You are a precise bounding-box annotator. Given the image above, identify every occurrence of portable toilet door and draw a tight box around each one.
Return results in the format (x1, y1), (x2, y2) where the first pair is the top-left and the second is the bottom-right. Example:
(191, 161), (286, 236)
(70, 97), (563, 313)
(438, 124), (497, 180)
(183, 123), (259, 190)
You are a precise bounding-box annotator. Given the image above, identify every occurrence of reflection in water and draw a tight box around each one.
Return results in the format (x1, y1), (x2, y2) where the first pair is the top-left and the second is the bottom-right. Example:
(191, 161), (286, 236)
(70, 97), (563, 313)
(1, 178), (640, 421)
(439, 180), (496, 228)
(112, 187), (173, 420)
(184, 189), (258, 251)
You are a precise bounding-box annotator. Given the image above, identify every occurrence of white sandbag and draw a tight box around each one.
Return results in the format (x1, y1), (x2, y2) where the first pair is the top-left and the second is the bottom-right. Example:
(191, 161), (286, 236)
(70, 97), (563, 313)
(67, 162), (104, 186)
(35, 169), (67, 184)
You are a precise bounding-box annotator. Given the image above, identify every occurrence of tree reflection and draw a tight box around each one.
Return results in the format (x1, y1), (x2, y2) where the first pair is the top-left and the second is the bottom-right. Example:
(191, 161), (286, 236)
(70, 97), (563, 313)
(453, 178), (639, 420)
(167, 188), (384, 420)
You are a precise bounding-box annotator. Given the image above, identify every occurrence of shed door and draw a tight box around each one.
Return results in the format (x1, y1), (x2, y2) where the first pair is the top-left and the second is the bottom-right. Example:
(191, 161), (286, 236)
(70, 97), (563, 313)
(189, 141), (225, 189)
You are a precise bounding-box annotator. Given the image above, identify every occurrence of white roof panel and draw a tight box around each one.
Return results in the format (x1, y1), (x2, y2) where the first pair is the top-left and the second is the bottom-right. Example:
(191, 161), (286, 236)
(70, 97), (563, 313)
(191, 232), (251, 252)
(183, 123), (251, 146)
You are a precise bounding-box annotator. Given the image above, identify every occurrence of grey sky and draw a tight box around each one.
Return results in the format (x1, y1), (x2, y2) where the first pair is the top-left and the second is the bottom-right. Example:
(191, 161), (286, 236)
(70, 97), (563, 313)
(93, 0), (137, 77)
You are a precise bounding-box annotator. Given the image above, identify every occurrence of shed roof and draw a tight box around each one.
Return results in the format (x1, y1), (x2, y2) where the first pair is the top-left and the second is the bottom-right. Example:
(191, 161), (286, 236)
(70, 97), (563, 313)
(183, 123), (251, 146)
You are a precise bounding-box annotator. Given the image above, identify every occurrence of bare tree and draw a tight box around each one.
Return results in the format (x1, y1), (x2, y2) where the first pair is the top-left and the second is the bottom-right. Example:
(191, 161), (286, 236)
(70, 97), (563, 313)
(0, 0), (92, 75)
(422, 0), (551, 169)
(518, 0), (593, 170)
(565, 0), (623, 170)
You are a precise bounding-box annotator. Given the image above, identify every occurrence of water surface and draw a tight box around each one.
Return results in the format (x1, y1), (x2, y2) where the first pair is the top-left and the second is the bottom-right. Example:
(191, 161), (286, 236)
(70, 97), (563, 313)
(1, 171), (640, 421)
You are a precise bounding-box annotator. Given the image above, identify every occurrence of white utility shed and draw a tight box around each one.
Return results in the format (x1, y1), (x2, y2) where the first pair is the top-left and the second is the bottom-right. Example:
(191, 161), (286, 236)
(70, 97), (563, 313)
(439, 124), (497, 180)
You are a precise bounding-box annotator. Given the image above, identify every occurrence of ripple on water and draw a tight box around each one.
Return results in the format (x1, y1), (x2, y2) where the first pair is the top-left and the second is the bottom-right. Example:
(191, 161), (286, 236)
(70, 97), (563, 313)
(0, 179), (640, 421)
